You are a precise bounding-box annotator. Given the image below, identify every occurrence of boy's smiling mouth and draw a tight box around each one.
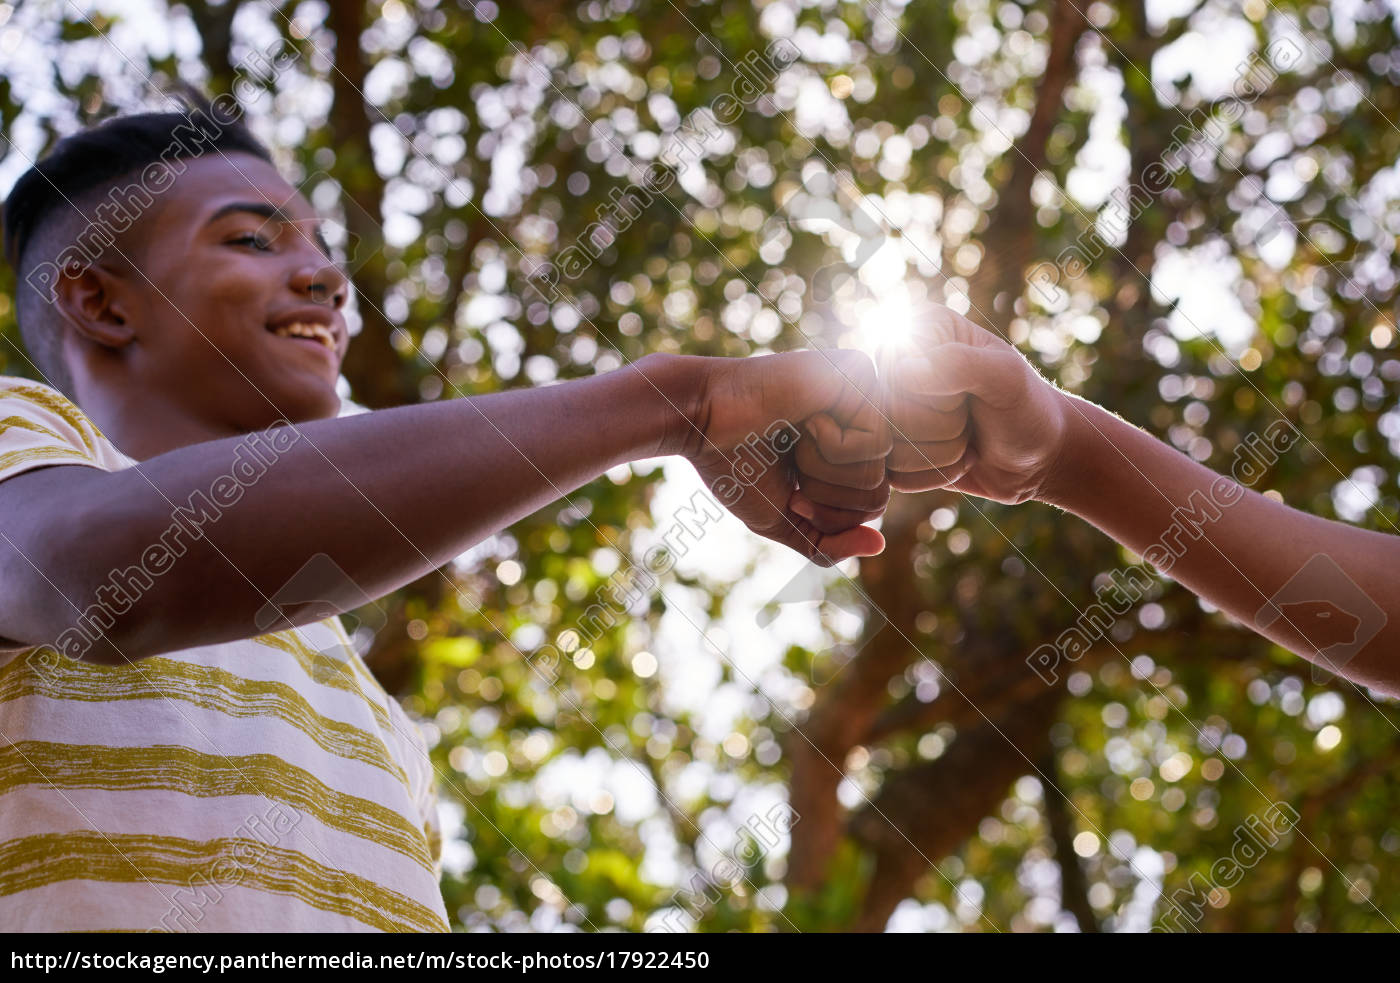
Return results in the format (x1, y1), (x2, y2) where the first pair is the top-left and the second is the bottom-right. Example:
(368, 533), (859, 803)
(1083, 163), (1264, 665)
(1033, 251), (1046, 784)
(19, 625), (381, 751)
(265, 308), (344, 362)
(270, 320), (337, 352)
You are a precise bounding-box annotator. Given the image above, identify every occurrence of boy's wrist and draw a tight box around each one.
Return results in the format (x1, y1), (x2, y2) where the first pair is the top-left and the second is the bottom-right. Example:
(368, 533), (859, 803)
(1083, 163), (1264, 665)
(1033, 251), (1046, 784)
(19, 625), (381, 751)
(630, 353), (710, 460)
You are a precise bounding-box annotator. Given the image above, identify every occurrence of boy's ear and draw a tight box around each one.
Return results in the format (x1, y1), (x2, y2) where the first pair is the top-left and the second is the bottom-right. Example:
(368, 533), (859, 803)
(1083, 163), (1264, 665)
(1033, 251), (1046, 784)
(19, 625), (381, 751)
(52, 262), (137, 349)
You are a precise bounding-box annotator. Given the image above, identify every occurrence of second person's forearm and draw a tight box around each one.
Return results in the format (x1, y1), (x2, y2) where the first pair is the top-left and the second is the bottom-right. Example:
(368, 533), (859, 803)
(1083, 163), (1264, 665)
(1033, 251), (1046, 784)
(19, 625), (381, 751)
(1041, 397), (1400, 691)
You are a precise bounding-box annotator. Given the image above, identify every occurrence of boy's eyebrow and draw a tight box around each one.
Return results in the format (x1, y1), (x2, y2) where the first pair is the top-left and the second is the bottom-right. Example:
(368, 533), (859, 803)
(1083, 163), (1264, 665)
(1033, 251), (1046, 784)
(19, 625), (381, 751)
(206, 201), (332, 257)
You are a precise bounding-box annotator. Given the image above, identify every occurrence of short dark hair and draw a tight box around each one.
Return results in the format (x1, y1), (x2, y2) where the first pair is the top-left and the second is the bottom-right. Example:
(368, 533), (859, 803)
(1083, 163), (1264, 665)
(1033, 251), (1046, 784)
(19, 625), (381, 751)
(1, 96), (273, 394)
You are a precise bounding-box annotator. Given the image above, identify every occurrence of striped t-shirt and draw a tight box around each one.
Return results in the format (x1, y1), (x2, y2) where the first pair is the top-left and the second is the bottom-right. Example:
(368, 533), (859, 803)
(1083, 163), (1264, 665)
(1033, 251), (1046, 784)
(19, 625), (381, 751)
(0, 377), (450, 932)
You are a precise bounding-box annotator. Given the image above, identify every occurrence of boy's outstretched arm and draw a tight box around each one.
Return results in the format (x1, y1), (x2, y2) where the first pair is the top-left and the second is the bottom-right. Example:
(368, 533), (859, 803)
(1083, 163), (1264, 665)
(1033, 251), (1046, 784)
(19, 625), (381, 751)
(891, 306), (1400, 696)
(0, 349), (886, 662)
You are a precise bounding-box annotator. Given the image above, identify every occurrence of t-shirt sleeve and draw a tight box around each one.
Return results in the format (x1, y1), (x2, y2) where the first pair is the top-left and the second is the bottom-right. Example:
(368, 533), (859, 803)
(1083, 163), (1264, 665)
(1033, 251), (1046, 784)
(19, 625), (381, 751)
(410, 726), (445, 877)
(420, 777), (445, 876)
(0, 378), (112, 483)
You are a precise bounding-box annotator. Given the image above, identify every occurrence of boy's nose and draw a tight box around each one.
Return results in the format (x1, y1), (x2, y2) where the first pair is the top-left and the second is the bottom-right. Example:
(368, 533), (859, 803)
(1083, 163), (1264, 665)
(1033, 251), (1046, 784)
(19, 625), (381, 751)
(291, 261), (348, 309)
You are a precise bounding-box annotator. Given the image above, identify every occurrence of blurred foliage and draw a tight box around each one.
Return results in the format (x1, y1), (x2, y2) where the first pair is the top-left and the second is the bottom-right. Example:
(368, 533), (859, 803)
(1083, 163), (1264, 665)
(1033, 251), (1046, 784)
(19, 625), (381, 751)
(2, 0), (1399, 932)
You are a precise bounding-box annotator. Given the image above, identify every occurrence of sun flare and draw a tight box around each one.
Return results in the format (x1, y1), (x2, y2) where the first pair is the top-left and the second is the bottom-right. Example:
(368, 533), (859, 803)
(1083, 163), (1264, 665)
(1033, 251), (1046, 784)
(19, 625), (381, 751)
(855, 288), (917, 357)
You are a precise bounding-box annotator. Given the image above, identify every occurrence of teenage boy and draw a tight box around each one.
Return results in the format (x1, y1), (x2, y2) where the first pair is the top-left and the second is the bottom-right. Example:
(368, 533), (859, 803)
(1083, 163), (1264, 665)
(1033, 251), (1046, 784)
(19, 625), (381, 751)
(0, 106), (903, 931)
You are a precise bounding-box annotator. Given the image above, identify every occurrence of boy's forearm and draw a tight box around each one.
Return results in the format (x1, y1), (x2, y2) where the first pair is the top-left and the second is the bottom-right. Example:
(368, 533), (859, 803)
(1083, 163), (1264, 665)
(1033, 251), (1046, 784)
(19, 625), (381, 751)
(1040, 397), (1400, 693)
(7, 354), (700, 661)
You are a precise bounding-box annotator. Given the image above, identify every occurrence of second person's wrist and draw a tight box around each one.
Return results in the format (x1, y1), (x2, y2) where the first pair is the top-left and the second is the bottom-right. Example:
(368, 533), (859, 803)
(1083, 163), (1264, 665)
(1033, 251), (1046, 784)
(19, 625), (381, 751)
(1036, 392), (1105, 511)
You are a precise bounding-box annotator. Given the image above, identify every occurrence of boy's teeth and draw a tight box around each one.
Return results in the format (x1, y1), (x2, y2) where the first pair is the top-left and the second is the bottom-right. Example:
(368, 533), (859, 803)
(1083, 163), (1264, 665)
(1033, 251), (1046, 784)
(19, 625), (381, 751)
(273, 322), (335, 351)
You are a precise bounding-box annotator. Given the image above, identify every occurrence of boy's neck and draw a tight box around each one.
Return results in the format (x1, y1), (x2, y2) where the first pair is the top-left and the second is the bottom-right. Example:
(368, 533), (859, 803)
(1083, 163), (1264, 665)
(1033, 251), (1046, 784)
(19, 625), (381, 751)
(72, 383), (246, 462)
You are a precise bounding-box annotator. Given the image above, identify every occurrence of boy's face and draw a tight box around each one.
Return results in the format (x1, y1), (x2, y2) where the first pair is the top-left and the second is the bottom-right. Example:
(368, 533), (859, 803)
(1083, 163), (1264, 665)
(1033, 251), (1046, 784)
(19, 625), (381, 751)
(121, 152), (349, 431)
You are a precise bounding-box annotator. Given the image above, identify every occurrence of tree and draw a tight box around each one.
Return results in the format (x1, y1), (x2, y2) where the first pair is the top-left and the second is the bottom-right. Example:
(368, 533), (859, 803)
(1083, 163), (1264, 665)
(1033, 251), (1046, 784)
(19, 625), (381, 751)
(3, 0), (1398, 932)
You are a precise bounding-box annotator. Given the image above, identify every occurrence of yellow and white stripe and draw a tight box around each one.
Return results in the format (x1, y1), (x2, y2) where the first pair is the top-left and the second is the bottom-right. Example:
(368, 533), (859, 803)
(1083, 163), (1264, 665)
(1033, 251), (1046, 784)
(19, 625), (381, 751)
(0, 378), (449, 932)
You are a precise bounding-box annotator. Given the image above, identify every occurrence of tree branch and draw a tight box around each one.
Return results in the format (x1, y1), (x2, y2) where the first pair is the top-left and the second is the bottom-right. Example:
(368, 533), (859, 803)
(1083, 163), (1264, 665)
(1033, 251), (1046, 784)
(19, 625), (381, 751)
(848, 687), (1063, 931)
(186, 0), (246, 95)
(1041, 749), (1099, 931)
(325, 0), (414, 408)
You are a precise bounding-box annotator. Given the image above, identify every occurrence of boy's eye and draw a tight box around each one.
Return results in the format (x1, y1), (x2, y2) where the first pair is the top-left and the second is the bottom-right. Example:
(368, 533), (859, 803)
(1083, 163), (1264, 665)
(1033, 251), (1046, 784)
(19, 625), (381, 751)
(228, 233), (274, 251)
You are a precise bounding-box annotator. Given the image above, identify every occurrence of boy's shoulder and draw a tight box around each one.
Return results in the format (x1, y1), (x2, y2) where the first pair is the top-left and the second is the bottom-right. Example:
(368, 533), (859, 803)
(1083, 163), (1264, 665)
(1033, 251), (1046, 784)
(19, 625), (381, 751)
(1, 374), (85, 417)
(0, 374), (132, 476)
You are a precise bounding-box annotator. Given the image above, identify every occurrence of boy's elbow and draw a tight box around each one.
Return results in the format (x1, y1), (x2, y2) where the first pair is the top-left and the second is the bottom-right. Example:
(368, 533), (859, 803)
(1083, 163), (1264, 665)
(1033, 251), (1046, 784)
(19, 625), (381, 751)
(35, 599), (162, 666)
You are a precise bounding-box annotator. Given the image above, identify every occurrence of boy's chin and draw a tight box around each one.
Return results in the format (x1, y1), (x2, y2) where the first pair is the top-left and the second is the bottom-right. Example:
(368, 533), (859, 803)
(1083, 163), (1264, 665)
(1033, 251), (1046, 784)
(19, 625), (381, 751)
(256, 382), (342, 426)
(285, 392), (342, 423)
